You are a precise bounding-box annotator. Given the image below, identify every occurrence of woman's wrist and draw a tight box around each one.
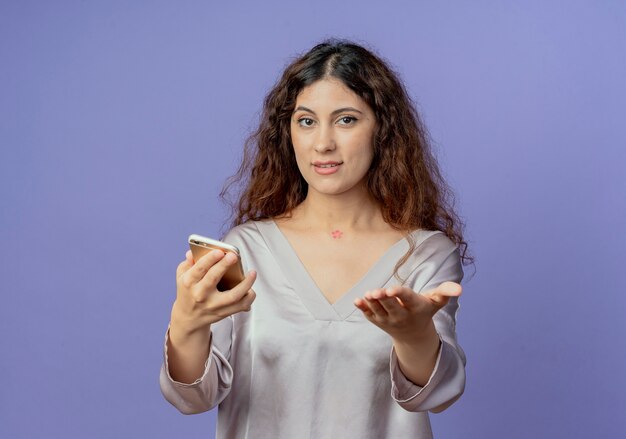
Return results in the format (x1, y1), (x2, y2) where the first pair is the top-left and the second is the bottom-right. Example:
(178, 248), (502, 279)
(391, 318), (438, 347)
(170, 323), (210, 347)
(166, 321), (212, 384)
(169, 309), (211, 348)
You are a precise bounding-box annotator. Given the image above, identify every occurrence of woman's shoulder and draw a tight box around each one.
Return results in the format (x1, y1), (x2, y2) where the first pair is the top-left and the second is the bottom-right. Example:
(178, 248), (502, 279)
(221, 219), (274, 248)
(400, 229), (463, 287)
(409, 228), (458, 255)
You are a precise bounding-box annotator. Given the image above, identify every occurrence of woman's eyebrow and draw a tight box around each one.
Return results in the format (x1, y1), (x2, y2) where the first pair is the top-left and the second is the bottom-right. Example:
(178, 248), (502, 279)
(293, 106), (364, 116)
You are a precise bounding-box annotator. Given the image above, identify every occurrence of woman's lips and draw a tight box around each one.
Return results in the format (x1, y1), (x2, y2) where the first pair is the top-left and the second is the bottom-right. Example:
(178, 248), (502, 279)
(313, 161), (342, 175)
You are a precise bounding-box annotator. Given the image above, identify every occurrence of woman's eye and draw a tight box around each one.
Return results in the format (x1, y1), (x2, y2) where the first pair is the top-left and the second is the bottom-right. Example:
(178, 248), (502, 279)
(338, 116), (357, 125)
(298, 118), (315, 127)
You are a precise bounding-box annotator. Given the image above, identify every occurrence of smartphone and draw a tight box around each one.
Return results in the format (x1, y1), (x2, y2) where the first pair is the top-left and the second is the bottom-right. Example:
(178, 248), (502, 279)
(188, 234), (245, 291)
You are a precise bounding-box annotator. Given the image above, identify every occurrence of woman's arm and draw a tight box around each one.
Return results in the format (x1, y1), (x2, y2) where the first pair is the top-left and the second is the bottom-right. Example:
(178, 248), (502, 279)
(159, 248), (256, 414)
(159, 319), (234, 414)
(354, 234), (466, 412)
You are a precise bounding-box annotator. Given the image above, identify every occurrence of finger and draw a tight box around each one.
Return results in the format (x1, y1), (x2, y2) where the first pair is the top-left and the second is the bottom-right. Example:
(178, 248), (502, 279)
(376, 294), (405, 315)
(364, 290), (388, 316)
(186, 250), (194, 264)
(424, 281), (462, 307)
(198, 251), (240, 289)
(182, 250), (225, 286)
(369, 288), (404, 312)
(386, 286), (421, 312)
(218, 271), (257, 306)
(367, 288), (389, 301)
(439, 281), (463, 296)
(214, 287), (257, 317)
(354, 298), (374, 316)
(239, 288), (257, 311)
(176, 257), (193, 279)
(194, 270), (256, 309)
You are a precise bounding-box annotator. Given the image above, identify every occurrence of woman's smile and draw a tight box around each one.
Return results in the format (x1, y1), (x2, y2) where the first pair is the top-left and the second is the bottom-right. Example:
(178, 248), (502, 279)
(313, 160), (344, 175)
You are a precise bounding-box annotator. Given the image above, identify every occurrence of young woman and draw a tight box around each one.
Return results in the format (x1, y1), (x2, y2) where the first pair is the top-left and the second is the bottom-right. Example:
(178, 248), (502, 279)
(160, 40), (472, 438)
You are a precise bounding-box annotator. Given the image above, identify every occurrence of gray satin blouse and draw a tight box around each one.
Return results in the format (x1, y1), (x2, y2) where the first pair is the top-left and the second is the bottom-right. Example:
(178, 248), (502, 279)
(160, 220), (466, 439)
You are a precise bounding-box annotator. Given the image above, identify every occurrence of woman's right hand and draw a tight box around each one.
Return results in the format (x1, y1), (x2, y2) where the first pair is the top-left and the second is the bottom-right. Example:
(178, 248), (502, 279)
(170, 249), (257, 337)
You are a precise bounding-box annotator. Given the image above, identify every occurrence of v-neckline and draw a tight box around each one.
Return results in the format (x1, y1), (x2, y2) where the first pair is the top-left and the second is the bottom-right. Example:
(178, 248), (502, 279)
(255, 220), (426, 321)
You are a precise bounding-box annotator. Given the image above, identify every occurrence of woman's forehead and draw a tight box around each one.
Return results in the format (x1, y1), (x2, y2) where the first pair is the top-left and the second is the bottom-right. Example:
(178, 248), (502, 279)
(294, 78), (368, 111)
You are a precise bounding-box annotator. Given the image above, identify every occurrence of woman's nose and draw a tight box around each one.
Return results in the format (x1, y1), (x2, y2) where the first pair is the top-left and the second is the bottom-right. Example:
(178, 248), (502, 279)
(314, 126), (336, 153)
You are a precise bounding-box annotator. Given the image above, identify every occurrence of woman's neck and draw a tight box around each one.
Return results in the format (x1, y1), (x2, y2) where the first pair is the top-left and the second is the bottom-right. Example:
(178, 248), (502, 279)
(290, 187), (385, 233)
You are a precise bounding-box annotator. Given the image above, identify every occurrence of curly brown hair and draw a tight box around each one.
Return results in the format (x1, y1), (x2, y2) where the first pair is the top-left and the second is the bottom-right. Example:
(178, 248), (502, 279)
(221, 39), (473, 276)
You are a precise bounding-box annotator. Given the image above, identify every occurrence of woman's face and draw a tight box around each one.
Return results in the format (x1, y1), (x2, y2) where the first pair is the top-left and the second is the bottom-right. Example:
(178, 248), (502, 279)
(290, 78), (376, 197)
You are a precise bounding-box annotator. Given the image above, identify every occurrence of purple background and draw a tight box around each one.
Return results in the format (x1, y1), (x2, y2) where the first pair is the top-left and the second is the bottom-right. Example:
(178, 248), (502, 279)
(2, 1), (625, 438)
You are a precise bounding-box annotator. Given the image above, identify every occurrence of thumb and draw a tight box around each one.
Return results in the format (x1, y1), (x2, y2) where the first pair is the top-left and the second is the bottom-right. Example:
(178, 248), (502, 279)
(426, 281), (462, 306)
(176, 250), (194, 278)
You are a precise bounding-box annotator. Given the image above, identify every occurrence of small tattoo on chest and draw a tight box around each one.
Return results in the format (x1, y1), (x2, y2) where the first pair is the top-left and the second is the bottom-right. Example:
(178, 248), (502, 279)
(331, 229), (343, 239)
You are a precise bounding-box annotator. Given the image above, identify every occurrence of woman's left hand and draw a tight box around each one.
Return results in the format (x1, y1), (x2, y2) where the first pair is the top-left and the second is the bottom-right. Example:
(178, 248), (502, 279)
(354, 281), (462, 341)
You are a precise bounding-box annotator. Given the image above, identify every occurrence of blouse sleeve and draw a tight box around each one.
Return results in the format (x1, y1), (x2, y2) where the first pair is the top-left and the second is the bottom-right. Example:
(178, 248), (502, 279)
(159, 316), (235, 414)
(389, 232), (467, 413)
